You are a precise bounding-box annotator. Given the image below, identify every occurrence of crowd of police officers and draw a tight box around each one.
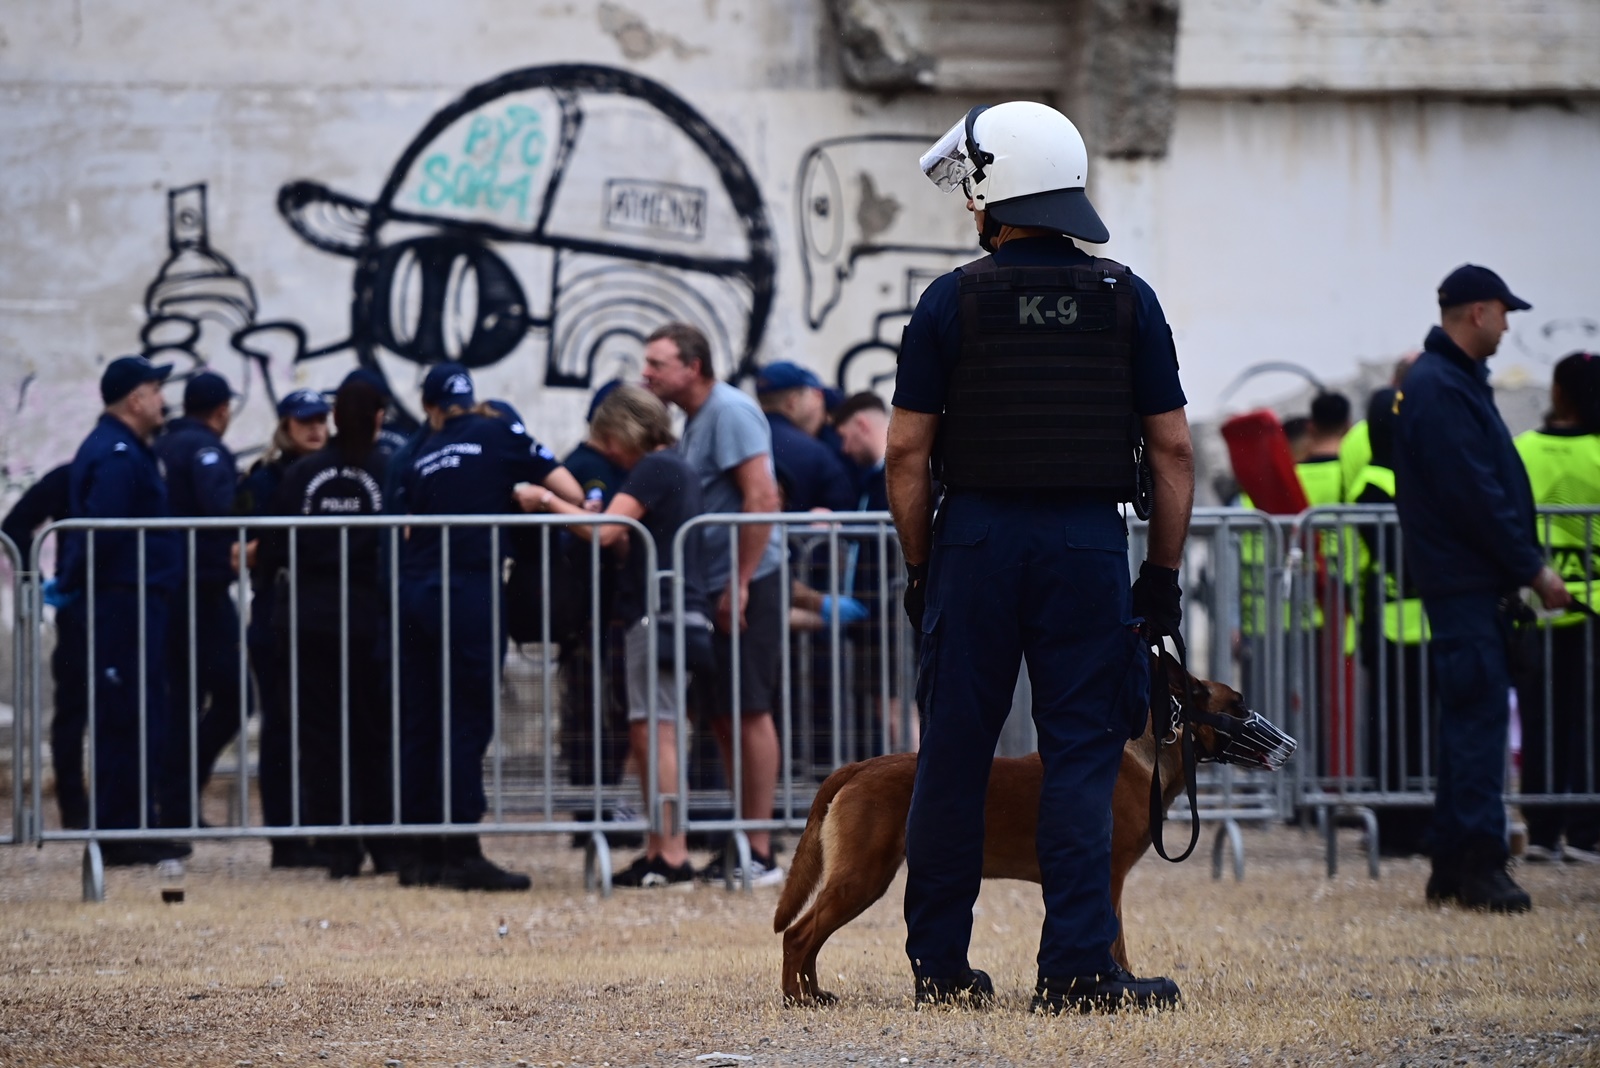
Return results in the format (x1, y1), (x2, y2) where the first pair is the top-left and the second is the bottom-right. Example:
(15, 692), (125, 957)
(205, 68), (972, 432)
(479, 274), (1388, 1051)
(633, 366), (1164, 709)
(3, 346), (901, 890)
(3, 96), (1597, 1013)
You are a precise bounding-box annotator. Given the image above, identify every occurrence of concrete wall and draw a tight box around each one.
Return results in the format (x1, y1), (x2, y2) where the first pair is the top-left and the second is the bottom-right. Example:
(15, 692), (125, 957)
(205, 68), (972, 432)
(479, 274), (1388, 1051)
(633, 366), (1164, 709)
(2, 0), (1597, 513)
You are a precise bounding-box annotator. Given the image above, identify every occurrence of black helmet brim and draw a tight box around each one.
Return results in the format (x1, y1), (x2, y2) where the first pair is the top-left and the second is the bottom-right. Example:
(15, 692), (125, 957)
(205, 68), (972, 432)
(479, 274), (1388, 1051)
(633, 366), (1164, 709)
(984, 187), (1109, 245)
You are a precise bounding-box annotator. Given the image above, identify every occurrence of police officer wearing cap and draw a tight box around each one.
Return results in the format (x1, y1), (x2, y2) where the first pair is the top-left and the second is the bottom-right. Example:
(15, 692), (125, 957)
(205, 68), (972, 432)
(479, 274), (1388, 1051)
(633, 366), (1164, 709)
(237, 386), (331, 868)
(57, 356), (189, 864)
(1393, 264), (1572, 912)
(154, 371), (245, 828)
(754, 361), (857, 513)
(890, 102), (1193, 1013)
(395, 362), (584, 891)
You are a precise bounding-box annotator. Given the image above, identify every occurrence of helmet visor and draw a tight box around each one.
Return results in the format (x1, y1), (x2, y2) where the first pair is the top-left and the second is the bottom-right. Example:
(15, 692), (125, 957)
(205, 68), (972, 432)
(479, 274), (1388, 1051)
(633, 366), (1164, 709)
(919, 118), (974, 194)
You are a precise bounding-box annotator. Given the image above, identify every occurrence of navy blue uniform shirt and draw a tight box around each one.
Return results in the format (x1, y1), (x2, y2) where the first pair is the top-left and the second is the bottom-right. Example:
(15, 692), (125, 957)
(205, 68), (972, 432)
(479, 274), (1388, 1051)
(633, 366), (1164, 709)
(59, 414), (181, 594)
(400, 410), (559, 578)
(893, 236), (1187, 418)
(766, 411), (857, 512)
(562, 441), (626, 506)
(154, 416), (240, 584)
(2, 462), (71, 569)
(1393, 326), (1545, 598)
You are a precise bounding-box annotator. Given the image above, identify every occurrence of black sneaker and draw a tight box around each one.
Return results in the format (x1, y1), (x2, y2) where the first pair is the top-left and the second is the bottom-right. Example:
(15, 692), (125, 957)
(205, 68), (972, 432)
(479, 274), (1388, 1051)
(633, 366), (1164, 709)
(438, 854), (532, 892)
(914, 969), (995, 1009)
(324, 845), (365, 880)
(697, 850), (784, 888)
(270, 839), (337, 870)
(1031, 966), (1181, 1014)
(100, 839), (193, 867)
(613, 854), (695, 888)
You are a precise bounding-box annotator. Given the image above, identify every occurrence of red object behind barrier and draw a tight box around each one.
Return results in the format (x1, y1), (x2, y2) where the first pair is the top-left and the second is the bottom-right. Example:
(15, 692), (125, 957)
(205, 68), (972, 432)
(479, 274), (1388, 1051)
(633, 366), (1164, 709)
(1221, 410), (1308, 515)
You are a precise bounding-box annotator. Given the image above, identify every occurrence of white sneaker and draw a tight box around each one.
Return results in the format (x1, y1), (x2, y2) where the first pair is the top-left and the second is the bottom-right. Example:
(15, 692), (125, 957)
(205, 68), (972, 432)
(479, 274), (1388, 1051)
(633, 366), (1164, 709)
(1521, 843), (1563, 863)
(746, 854), (785, 889)
(1561, 843), (1600, 865)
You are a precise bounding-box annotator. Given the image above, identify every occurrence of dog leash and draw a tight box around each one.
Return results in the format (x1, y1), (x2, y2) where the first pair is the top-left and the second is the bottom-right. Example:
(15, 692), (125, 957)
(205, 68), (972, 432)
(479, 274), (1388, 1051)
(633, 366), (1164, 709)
(1147, 628), (1202, 864)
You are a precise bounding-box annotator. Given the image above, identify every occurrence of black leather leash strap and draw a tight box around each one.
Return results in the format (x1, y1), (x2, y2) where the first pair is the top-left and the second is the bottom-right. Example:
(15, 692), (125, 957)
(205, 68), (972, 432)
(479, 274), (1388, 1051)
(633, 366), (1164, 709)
(1148, 629), (1201, 863)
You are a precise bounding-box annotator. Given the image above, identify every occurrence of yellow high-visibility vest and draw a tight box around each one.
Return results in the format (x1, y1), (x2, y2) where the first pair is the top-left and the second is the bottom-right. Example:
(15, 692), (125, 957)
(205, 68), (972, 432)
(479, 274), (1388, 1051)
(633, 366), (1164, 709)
(1515, 428), (1600, 626)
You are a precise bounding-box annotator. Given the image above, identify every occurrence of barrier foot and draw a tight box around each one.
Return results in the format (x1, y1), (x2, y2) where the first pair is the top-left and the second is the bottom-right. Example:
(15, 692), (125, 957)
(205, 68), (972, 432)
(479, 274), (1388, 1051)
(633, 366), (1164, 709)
(1325, 807), (1338, 879)
(724, 831), (753, 893)
(584, 832), (613, 898)
(1212, 819), (1245, 881)
(82, 841), (105, 904)
(1353, 806), (1380, 879)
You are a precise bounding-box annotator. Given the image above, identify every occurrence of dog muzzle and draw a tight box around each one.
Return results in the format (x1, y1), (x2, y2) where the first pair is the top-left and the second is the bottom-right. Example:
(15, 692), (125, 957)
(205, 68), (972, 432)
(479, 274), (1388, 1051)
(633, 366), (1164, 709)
(1191, 706), (1297, 771)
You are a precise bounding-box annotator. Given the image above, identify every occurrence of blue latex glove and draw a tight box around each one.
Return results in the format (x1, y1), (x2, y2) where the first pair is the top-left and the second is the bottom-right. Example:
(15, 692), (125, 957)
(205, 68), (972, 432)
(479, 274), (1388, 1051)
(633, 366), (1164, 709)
(820, 594), (869, 624)
(42, 577), (78, 610)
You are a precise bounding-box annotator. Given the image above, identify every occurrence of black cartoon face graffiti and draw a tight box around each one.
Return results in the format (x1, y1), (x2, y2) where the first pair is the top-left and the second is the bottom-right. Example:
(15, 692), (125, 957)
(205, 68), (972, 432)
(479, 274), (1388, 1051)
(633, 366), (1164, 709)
(796, 134), (973, 397)
(279, 63), (775, 417)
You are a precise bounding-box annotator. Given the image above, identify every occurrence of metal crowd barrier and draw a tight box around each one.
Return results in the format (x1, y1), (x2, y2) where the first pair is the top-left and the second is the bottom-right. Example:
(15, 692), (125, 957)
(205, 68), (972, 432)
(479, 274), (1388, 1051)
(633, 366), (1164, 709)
(1289, 505), (1600, 877)
(666, 512), (917, 890)
(1130, 507), (1293, 880)
(28, 513), (657, 901)
(1, 530), (23, 846)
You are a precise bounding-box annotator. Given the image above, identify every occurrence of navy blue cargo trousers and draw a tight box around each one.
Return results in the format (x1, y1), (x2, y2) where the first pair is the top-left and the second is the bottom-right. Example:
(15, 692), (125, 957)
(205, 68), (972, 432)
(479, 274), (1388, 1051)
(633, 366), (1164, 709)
(904, 493), (1150, 982)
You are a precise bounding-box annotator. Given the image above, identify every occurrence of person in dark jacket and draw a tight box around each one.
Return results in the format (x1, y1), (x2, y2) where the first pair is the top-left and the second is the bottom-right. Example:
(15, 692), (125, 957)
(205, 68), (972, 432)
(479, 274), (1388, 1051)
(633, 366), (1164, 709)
(154, 372), (246, 828)
(1393, 264), (1572, 912)
(3, 463), (88, 828)
(57, 356), (188, 864)
(395, 362), (583, 891)
(260, 377), (391, 878)
(237, 388), (332, 868)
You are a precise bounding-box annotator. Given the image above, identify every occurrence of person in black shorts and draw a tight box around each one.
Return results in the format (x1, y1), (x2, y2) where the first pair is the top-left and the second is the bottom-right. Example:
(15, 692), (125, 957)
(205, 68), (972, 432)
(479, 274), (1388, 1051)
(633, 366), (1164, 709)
(529, 385), (712, 886)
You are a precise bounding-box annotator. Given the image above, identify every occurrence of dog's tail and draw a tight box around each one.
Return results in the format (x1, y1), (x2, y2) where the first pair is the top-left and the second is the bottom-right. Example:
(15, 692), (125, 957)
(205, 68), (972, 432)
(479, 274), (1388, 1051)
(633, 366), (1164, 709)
(773, 761), (866, 932)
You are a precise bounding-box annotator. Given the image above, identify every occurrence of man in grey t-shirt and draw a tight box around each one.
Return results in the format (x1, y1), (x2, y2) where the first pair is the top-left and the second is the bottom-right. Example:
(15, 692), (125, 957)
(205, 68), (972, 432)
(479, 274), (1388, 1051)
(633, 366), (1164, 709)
(643, 321), (786, 886)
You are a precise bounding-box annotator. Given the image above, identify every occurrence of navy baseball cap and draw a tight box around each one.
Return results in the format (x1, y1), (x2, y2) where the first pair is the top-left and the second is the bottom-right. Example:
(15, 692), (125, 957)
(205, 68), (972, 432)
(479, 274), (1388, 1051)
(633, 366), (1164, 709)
(100, 355), (172, 405)
(755, 361), (824, 395)
(1437, 264), (1532, 311)
(421, 362), (475, 407)
(183, 371), (233, 414)
(277, 388), (330, 420)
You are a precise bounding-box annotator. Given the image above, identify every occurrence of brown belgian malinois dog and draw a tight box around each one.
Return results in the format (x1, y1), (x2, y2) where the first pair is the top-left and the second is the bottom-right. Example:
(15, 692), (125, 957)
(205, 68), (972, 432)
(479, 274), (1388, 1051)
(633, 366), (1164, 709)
(773, 652), (1295, 1005)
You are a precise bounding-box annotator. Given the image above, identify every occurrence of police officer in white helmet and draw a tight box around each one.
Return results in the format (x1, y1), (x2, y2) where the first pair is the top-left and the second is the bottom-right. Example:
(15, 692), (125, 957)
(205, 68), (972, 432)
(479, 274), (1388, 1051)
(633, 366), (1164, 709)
(888, 102), (1195, 1012)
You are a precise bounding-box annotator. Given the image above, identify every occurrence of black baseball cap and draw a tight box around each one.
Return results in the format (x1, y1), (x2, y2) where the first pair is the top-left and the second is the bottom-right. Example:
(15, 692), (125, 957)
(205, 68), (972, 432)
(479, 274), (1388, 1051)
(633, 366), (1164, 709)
(1437, 264), (1532, 311)
(183, 371), (233, 414)
(100, 355), (172, 405)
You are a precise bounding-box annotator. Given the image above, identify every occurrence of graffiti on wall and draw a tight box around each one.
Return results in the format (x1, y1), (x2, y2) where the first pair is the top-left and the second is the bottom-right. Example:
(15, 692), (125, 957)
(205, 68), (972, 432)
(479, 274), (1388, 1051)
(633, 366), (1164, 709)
(796, 134), (973, 397)
(137, 183), (309, 440)
(277, 63), (776, 421)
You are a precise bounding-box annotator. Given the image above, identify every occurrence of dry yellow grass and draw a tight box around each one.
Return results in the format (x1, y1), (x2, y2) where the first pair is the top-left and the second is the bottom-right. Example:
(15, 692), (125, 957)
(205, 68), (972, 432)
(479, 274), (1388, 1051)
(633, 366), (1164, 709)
(1, 826), (1597, 1067)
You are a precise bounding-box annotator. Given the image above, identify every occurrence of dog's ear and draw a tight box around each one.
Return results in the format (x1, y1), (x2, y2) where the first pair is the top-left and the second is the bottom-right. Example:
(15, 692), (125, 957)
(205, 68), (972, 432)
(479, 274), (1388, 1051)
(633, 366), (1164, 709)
(1156, 649), (1190, 697)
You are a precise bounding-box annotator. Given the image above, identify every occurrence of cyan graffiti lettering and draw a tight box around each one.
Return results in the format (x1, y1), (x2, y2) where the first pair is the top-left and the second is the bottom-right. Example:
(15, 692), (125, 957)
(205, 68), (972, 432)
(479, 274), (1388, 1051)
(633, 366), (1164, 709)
(416, 105), (547, 221)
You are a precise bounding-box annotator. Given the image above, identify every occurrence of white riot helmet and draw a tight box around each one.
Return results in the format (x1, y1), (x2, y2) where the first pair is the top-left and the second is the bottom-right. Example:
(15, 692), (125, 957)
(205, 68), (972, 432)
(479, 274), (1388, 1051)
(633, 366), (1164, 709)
(919, 101), (1108, 245)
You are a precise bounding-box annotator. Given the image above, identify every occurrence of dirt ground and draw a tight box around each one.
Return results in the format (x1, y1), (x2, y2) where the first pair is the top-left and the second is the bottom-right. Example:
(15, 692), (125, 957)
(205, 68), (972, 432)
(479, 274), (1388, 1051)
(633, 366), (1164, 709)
(1, 824), (1597, 1068)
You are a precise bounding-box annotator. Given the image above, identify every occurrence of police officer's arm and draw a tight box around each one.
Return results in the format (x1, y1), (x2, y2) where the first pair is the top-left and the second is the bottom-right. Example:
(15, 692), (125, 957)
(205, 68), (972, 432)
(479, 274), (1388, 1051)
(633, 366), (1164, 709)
(522, 486), (643, 551)
(1142, 407), (1195, 569)
(884, 407), (939, 567)
(80, 453), (141, 579)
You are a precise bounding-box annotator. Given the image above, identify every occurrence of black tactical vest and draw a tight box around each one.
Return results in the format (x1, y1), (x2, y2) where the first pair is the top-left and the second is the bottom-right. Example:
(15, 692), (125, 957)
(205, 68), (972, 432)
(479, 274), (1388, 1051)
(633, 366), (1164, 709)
(940, 255), (1139, 493)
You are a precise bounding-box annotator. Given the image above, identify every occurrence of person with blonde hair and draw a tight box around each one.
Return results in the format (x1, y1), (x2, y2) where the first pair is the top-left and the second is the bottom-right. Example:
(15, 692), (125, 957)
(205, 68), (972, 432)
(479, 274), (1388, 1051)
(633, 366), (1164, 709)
(525, 384), (712, 886)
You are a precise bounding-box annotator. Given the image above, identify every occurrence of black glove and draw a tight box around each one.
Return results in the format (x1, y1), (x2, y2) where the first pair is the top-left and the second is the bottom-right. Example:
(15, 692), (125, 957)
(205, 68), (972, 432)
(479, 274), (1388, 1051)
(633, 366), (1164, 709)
(904, 561), (929, 633)
(1132, 561), (1182, 638)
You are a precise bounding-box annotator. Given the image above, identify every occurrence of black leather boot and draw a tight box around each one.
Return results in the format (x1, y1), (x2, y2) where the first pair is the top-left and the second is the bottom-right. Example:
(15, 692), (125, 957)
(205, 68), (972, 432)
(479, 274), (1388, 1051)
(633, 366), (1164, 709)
(1032, 966), (1181, 1014)
(913, 968), (994, 1009)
